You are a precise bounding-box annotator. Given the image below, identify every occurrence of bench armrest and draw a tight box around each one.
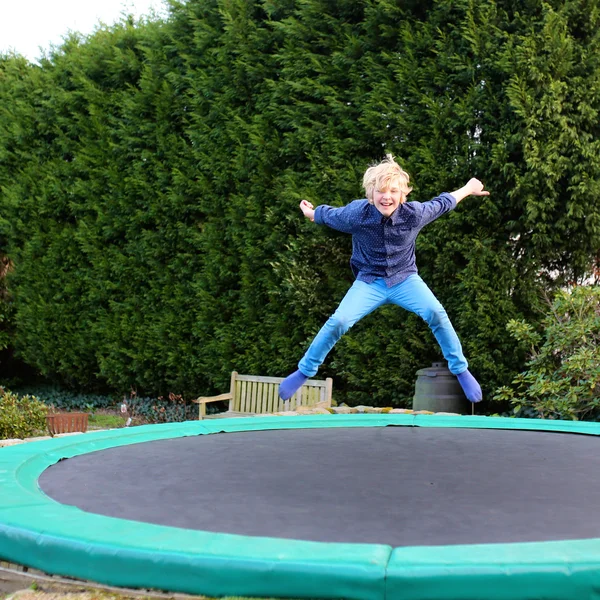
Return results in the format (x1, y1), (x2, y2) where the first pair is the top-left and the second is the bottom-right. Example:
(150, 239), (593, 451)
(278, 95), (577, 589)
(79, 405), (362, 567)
(193, 392), (233, 404)
(193, 392), (233, 420)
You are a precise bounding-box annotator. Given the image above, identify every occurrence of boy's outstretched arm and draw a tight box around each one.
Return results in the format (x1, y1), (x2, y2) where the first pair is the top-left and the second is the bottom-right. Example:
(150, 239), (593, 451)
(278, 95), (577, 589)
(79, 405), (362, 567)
(300, 199), (359, 233)
(450, 178), (490, 204)
(300, 200), (315, 221)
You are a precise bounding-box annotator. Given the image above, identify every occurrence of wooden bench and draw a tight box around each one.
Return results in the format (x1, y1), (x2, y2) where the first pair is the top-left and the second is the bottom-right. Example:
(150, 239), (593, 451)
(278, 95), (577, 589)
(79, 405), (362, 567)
(193, 371), (333, 419)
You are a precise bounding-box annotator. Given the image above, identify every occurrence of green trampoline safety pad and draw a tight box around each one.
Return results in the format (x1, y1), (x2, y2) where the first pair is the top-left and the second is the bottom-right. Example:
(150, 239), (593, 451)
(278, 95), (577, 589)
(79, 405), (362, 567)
(1, 413), (600, 600)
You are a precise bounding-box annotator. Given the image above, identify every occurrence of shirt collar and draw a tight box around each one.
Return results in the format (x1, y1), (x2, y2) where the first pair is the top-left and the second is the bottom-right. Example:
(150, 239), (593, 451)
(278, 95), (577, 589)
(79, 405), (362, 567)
(370, 202), (407, 225)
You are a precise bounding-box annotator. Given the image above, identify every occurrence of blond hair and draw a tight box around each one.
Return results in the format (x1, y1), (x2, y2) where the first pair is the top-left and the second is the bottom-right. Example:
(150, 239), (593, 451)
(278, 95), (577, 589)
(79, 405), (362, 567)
(362, 154), (412, 203)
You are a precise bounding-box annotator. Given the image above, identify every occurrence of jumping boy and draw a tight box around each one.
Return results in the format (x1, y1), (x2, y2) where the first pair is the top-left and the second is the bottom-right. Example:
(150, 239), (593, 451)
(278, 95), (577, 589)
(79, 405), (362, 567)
(279, 154), (489, 403)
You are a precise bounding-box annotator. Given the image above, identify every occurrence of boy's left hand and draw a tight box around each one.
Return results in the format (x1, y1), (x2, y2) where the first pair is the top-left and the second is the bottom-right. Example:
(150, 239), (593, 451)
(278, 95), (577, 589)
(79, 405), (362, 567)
(466, 178), (489, 196)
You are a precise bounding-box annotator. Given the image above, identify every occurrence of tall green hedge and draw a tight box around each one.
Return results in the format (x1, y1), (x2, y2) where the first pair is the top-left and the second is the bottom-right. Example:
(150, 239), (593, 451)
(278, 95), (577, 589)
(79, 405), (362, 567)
(1, 0), (599, 406)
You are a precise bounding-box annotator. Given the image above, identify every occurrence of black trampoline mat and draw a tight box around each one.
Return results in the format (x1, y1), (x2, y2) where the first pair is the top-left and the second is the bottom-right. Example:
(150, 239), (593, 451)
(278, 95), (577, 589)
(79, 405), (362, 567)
(38, 426), (600, 547)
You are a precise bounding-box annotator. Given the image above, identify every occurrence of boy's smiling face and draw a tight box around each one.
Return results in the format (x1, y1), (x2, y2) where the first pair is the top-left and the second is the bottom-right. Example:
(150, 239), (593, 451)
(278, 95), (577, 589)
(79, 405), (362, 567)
(372, 179), (407, 217)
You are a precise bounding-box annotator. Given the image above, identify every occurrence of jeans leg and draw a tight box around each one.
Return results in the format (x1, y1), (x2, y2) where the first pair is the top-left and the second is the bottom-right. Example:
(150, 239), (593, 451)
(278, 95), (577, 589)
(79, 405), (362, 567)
(388, 275), (468, 374)
(298, 279), (387, 377)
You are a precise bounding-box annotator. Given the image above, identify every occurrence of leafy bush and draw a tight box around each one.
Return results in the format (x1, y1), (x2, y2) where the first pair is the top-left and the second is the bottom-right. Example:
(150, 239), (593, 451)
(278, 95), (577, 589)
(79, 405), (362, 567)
(0, 388), (48, 439)
(494, 286), (600, 420)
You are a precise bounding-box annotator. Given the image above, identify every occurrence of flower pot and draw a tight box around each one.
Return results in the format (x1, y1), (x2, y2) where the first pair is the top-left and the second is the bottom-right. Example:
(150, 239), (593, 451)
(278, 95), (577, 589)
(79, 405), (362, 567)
(46, 412), (89, 435)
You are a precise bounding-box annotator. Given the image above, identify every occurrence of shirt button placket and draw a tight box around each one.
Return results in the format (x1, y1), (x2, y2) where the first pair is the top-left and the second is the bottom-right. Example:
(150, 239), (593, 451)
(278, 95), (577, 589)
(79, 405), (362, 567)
(384, 220), (392, 276)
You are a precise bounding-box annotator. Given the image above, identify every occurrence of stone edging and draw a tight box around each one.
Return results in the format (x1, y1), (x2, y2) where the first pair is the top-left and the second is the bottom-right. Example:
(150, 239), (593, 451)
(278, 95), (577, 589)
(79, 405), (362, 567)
(268, 405), (458, 417)
(0, 431), (91, 448)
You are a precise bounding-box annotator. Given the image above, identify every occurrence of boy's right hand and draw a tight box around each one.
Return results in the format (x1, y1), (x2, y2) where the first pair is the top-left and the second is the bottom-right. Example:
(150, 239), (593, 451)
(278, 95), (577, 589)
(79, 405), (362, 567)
(300, 200), (315, 221)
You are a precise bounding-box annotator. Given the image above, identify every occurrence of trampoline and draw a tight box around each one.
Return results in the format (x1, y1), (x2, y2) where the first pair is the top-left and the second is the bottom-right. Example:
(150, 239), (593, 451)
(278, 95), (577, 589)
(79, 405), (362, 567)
(2, 414), (600, 600)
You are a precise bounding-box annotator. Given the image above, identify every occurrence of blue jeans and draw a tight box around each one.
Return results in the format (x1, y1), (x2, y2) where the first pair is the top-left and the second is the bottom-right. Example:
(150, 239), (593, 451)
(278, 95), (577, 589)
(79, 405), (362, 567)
(298, 275), (468, 376)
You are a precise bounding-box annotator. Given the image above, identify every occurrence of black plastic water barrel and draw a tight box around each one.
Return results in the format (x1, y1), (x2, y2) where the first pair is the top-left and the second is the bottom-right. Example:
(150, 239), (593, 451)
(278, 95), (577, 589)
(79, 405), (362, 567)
(412, 362), (471, 414)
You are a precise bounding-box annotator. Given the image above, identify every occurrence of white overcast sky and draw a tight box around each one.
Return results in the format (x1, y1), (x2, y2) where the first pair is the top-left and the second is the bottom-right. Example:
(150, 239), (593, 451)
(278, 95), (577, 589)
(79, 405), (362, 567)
(0, 0), (168, 63)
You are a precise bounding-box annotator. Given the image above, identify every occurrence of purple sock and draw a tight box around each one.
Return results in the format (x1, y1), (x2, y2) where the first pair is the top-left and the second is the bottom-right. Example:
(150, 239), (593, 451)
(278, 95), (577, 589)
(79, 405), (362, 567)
(279, 369), (309, 401)
(456, 369), (482, 403)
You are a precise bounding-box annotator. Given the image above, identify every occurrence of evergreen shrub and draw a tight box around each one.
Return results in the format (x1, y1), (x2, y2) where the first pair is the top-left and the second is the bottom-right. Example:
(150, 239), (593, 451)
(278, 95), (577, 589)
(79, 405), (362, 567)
(0, 388), (48, 439)
(1, 1), (600, 407)
(0, 256), (13, 376)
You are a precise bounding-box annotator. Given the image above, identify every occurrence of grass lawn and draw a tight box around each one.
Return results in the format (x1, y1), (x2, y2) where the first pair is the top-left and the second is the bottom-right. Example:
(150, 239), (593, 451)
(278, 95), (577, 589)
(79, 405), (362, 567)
(88, 411), (128, 430)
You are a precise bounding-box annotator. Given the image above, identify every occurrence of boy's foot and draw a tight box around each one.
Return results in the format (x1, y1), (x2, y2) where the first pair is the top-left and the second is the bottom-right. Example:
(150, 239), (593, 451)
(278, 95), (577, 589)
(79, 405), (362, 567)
(456, 370), (482, 403)
(279, 370), (308, 401)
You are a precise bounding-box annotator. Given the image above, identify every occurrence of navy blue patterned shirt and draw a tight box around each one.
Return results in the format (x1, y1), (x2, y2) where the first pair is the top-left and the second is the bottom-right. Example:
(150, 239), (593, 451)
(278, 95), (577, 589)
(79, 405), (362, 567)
(314, 192), (457, 287)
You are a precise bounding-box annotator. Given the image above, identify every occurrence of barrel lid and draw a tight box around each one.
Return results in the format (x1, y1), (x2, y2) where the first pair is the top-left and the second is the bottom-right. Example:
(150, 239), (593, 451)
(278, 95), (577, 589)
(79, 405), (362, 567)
(415, 362), (451, 377)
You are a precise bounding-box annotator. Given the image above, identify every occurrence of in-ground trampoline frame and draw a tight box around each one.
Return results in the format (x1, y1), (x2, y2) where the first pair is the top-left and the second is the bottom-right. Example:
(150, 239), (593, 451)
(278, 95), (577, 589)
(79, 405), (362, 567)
(2, 413), (600, 600)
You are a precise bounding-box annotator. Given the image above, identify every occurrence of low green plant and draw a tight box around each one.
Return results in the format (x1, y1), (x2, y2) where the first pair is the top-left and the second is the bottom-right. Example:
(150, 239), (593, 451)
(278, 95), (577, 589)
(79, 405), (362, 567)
(494, 285), (600, 420)
(0, 388), (48, 439)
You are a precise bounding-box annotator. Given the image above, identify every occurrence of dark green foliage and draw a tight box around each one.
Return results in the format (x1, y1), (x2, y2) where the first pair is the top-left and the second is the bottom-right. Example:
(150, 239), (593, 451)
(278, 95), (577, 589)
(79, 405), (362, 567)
(1, 0), (599, 408)
(12, 385), (117, 412)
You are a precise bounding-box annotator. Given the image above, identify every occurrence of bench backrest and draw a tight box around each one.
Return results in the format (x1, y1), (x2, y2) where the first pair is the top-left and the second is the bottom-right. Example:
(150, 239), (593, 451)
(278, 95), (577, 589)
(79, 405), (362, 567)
(230, 372), (332, 413)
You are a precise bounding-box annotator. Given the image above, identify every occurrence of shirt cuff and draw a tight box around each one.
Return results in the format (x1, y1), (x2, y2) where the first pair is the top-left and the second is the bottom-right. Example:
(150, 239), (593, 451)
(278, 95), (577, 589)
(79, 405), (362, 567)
(314, 205), (326, 225)
(444, 192), (458, 210)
